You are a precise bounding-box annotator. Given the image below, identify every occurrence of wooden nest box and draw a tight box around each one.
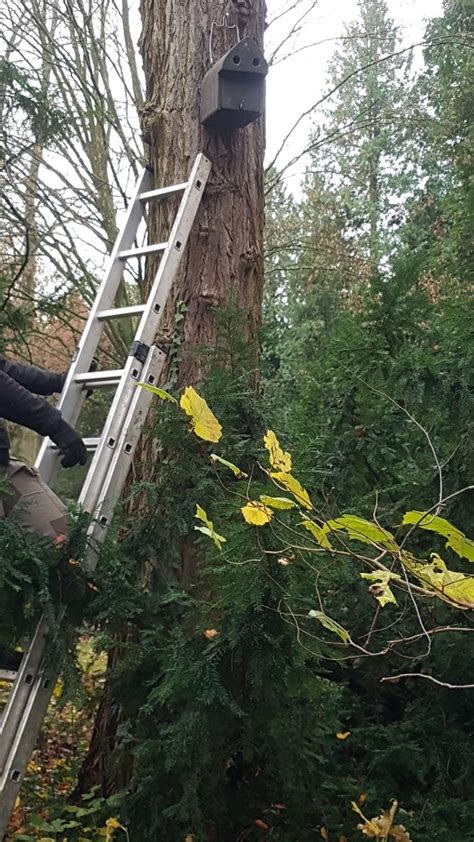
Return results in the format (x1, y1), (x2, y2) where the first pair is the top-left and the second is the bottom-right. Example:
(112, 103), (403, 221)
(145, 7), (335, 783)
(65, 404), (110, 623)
(200, 37), (268, 131)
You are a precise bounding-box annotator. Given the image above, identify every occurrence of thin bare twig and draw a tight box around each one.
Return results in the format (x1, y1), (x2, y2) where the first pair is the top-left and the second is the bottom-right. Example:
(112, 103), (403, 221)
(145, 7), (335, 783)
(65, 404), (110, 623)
(381, 673), (474, 689)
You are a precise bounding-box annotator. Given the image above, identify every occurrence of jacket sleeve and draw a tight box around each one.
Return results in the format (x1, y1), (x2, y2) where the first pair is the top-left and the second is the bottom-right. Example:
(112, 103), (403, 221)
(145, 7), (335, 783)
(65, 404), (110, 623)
(0, 357), (66, 396)
(0, 370), (62, 437)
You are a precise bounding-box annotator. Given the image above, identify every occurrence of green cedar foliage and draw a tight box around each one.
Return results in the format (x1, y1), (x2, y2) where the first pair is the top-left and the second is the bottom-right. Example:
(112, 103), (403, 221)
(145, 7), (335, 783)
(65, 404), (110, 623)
(81, 361), (349, 841)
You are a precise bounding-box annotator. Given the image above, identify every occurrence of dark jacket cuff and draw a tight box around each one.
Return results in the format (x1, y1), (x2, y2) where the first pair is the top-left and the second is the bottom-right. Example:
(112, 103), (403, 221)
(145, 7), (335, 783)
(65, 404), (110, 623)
(0, 356), (66, 396)
(0, 370), (62, 437)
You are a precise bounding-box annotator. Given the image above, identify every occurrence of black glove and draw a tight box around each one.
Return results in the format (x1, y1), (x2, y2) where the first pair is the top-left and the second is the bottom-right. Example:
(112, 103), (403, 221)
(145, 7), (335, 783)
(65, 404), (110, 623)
(50, 419), (87, 468)
(0, 448), (10, 467)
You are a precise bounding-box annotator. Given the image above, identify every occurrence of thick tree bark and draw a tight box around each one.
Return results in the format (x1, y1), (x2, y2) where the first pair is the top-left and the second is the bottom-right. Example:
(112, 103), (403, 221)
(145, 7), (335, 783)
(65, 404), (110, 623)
(76, 0), (266, 798)
(140, 0), (266, 385)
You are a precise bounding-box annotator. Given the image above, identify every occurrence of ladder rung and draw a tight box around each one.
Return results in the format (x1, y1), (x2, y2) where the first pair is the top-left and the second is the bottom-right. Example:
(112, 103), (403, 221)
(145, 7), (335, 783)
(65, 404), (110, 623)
(75, 370), (124, 388)
(118, 243), (167, 259)
(139, 182), (188, 201)
(84, 438), (100, 450)
(97, 305), (145, 321)
(48, 438), (100, 452)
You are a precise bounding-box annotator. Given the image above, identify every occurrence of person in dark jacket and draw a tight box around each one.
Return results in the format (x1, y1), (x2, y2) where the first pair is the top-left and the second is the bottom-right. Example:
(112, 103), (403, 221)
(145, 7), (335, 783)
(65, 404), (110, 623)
(0, 355), (87, 540)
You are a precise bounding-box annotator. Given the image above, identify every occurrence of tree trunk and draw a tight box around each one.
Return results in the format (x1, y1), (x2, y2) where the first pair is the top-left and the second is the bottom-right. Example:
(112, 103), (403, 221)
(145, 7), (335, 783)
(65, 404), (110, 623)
(76, 0), (266, 798)
(140, 0), (266, 385)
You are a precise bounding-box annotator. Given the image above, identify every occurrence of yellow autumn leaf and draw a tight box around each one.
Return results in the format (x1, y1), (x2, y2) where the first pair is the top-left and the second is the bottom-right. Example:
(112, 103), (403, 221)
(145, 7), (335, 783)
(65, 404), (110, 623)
(327, 515), (397, 550)
(351, 802), (381, 838)
(106, 818), (122, 830)
(210, 453), (248, 478)
(336, 731), (351, 740)
(390, 826), (412, 842)
(137, 382), (178, 403)
(402, 511), (474, 562)
(300, 519), (333, 549)
(259, 495), (297, 510)
(360, 571), (400, 607)
(401, 551), (474, 608)
(104, 817), (126, 842)
(241, 501), (273, 526)
(180, 386), (222, 443)
(194, 504), (226, 550)
(270, 472), (312, 510)
(264, 429), (292, 472)
(203, 628), (219, 641)
(353, 800), (411, 842)
(53, 680), (63, 700)
(308, 610), (350, 643)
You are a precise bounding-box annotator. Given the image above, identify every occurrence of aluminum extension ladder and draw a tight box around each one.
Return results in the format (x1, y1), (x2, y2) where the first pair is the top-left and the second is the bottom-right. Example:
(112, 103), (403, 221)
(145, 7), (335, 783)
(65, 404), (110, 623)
(0, 152), (212, 836)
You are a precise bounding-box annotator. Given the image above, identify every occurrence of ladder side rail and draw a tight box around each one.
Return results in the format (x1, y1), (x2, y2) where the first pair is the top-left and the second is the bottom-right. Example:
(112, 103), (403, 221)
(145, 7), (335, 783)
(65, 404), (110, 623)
(132, 153), (212, 351)
(78, 356), (147, 515)
(0, 638), (59, 832)
(84, 346), (167, 568)
(0, 620), (47, 752)
(36, 169), (153, 486)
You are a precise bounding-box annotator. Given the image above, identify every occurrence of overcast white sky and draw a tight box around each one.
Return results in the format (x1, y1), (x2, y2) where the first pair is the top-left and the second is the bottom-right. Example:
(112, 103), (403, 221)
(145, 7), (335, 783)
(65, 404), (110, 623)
(264, 0), (444, 187)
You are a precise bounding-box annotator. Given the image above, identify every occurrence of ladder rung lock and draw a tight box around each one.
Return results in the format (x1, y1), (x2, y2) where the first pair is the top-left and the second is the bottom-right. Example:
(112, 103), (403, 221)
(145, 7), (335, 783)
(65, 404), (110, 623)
(124, 443), (133, 455)
(97, 305), (145, 320)
(139, 182), (188, 201)
(107, 437), (116, 448)
(118, 243), (168, 259)
(11, 771), (21, 782)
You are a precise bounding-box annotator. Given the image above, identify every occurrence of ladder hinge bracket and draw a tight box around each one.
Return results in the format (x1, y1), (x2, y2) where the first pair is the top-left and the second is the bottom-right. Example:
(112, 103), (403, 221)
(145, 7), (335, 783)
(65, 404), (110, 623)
(129, 340), (150, 363)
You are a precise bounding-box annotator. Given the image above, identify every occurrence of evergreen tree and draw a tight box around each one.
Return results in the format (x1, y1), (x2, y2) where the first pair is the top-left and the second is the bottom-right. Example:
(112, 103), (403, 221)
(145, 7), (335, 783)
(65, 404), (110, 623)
(307, 0), (414, 271)
(408, 0), (474, 283)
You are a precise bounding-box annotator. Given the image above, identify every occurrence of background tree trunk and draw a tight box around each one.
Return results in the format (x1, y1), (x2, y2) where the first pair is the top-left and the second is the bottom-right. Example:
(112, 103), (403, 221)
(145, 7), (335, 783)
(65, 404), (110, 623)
(76, 0), (267, 798)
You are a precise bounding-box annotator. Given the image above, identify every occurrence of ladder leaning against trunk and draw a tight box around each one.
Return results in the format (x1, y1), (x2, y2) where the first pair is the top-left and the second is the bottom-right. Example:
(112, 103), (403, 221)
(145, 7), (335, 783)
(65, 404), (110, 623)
(0, 152), (212, 837)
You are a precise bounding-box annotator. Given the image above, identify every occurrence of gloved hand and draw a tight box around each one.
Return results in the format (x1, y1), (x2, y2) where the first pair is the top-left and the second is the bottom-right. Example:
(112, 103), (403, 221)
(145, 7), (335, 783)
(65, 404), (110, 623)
(50, 419), (87, 468)
(0, 448), (10, 467)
